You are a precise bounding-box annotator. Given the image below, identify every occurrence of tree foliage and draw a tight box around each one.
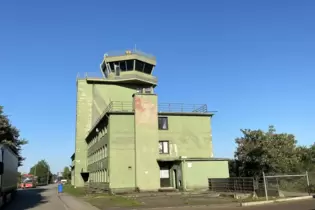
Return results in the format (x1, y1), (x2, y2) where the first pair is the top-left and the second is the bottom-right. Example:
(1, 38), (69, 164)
(63, 166), (71, 180)
(232, 125), (311, 178)
(30, 160), (52, 184)
(0, 105), (28, 166)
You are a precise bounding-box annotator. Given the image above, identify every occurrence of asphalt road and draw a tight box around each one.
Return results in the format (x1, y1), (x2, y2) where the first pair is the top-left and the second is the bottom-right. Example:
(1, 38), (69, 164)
(4, 185), (65, 210)
(2, 185), (315, 210)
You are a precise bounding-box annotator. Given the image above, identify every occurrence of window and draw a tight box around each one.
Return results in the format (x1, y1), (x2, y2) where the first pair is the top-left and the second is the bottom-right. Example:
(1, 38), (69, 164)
(143, 63), (153, 74)
(135, 60), (145, 72)
(158, 117), (168, 130)
(144, 87), (152, 93)
(159, 141), (169, 154)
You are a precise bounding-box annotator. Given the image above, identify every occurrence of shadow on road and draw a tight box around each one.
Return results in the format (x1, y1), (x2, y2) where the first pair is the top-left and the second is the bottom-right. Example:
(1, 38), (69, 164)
(3, 188), (48, 210)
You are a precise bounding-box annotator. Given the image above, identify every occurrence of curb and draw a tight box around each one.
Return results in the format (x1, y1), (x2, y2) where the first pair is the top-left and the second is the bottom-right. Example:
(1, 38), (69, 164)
(241, 195), (313, 207)
(130, 203), (239, 210)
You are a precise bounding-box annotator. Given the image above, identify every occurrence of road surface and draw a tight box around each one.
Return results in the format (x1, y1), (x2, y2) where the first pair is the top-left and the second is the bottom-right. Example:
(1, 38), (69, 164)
(4, 184), (65, 210)
(3, 185), (315, 210)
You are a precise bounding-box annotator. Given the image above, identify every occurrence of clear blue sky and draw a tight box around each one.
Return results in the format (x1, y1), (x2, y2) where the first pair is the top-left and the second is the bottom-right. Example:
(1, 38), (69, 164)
(1, 1), (315, 174)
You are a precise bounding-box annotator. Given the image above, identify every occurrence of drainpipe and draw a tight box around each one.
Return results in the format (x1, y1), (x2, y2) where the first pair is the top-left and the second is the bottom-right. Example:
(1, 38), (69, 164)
(181, 157), (187, 191)
(133, 95), (138, 191)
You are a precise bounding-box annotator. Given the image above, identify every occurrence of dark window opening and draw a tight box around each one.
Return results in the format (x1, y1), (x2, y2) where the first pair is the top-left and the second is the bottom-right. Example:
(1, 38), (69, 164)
(159, 141), (169, 154)
(143, 63), (154, 74)
(101, 61), (107, 72)
(135, 60), (145, 72)
(144, 87), (152, 93)
(158, 117), (168, 130)
(109, 63), (115, 72)
(120, 61), (127, 71)
(108, 61), (131, 73)
(126, 60), (134, 71)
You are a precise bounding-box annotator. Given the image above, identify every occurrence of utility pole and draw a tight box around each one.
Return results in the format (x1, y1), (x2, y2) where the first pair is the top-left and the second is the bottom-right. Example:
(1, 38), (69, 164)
(34, 164), (37, 176)
(46, 170), (49, 185)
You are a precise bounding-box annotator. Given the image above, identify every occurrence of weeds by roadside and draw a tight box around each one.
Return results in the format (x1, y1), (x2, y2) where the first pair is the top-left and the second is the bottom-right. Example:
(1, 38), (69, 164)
(63, 184), (86, 197)
(62, 184), (141, 209)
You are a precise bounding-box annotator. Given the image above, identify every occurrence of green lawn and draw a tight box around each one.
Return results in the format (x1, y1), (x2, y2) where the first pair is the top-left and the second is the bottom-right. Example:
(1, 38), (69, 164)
(63, 184), (86, 197)
(62, 185), (141, 209)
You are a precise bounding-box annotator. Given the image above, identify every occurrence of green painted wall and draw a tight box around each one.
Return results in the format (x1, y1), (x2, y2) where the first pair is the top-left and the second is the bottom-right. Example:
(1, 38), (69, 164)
(158, 115), (213, 158)
(75, 80), (143, 187)
(75, 79), (227, 191)
(74, 80), (93, 187)
(183, 160), (229, 189)
(91, 83), (141, 125)
(134, 94), (160, 190)
(108, 114), (135, 190)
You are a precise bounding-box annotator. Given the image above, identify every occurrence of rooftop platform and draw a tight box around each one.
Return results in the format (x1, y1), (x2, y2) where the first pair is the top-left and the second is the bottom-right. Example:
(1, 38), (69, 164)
(102, 49), (156, 66)
(77, 72), (158, 86)
(86, 101), (215, 141)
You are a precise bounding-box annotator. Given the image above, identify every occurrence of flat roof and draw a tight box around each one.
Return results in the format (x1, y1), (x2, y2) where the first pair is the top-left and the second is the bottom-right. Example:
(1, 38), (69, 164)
(157, 157), (230, 162)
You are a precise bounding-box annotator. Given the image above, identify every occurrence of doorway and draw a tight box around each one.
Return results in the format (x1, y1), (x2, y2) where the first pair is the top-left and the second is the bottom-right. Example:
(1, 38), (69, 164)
(159, 162), (171, 187)
(173, 169), (178, 189)
(158, 161), (183, 189)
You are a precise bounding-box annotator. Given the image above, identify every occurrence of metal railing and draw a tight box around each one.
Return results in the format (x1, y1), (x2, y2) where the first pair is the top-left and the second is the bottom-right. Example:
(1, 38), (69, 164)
(104, 49), (156, 60)
(97, 101), (209, 115)
(77, 72), (104, 79)
(89, 101), (211, 136)
(111, 74), (158, 84)
(159, 103), (208, 113)
(77, 72), (158, 84)
(208, 177), (255, 193)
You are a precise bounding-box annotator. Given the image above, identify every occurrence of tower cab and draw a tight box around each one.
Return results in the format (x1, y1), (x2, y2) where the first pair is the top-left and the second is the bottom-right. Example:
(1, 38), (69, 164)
(99, 50), (157, 92)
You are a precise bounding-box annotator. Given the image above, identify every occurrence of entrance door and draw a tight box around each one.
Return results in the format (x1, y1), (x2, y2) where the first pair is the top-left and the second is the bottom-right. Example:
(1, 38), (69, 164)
(160, 167), (171, 187)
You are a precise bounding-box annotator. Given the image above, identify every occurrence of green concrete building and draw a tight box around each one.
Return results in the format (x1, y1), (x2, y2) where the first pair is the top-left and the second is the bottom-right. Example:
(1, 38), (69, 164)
(71, 49), (229, 192)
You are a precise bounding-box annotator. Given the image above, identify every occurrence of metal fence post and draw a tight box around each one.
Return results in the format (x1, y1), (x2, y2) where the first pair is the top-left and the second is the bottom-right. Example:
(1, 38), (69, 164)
(263, 172), (268, 201)
(306, 171), (310, 195)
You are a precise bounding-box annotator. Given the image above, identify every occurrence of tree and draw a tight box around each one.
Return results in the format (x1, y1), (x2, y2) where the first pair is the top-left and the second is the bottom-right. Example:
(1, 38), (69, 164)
(295, 144), (315, 172)
(30, 160), (52, 185)
(234, 125), (300, 178)
(0, 105), (28, 166)
(63, 166), (71, 180)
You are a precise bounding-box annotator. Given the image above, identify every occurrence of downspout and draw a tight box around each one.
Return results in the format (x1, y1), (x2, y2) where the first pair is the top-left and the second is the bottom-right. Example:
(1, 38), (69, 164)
(133, 94), (138, 191)
(181, 158), (187, 191)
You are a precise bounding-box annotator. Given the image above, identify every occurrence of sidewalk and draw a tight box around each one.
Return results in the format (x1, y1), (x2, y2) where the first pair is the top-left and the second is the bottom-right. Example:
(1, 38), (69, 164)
(57, 193), (100, 210)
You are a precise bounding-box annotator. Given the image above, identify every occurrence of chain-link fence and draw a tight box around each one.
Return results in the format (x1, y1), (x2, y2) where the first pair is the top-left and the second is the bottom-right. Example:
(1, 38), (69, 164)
(209, 172), (312, 203)
(262, 172), (310, 200)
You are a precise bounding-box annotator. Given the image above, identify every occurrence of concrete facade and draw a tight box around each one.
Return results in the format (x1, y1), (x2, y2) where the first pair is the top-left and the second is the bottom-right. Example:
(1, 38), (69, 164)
(72, 50), (229, 191)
